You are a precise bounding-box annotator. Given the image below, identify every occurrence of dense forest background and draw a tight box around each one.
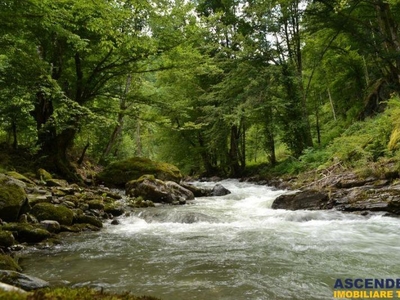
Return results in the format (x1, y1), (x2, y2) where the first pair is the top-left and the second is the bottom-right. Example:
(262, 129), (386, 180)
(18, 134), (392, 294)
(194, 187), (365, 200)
(1, 0), (400, 180)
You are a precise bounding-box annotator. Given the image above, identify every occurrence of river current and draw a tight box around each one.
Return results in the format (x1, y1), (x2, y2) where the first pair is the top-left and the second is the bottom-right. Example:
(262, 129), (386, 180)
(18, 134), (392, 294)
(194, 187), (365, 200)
(20, 180), (400, 299)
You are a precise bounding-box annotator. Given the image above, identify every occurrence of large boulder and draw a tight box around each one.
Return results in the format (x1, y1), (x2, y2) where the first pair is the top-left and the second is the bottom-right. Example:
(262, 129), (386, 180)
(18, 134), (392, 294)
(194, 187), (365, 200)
(30, 203), (74, 226)
(272, 190), (330, 210)
(0, 174), (30, 222)
(97, 157), (182, 187)
(126, 175), (194, 204)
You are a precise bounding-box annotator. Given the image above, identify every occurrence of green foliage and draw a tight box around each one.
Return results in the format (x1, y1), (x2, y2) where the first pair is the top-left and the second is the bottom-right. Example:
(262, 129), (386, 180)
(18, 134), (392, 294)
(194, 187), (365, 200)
(0, 0), (400, 180)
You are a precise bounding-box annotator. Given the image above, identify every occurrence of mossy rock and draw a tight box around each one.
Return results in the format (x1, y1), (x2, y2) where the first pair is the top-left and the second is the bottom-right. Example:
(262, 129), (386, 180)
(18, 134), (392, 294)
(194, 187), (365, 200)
(0, 174), (30, 222)
(0, 270), (49, 291)
(0, 254), (21, 272)
(37, 168), (52, 181)
(46, 179), (68, 187)
(30, 203), (74, 226)
(126, 175), (194, 204)
(5, 172), (35, 185)
(104, 203), (125, 216)
(1, 223), (51, 243)
(0, 230), (15, 247)
(97, 157), (182, 187)
(39, 220), (61, 233)
(60, 223), (101, 232)
(73, 215), (103, 228)
(87, 200), (104, 210)
(128, 197), (155, 208)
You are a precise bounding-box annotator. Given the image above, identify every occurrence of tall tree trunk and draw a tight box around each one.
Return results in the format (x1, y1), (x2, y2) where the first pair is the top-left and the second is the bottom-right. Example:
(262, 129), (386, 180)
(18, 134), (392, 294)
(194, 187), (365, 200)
(11, 120), (17, 150)
(240, 121), (246, 170)
(99, 75), (132, 164)
(229, 124), (241, 177)
(198, 133), (217, 176)
(135, 121), (142, 156)
(264, 106), (276, 165)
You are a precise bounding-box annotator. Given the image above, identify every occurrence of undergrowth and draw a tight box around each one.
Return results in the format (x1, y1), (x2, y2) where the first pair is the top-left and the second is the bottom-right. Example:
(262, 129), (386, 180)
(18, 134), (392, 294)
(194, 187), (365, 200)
(251, 96), (400, 178)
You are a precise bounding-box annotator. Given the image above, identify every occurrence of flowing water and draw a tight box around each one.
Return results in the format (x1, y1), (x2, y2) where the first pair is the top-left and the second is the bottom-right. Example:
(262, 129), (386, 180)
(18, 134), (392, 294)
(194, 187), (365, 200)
(20, 180), (400, 299)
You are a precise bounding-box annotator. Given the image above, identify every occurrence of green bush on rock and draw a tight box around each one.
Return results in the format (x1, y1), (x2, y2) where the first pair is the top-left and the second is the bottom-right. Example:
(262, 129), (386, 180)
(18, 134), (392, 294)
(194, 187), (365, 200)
(97, 157), (182, 187)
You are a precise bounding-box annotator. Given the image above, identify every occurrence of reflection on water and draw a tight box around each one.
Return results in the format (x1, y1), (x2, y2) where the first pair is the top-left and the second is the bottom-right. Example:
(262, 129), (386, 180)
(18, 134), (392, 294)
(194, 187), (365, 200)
(20, 180), (400, 300)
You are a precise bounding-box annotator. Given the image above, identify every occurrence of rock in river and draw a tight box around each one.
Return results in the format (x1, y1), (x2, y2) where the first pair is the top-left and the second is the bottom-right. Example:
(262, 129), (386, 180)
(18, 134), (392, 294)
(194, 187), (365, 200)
(97, 157), (183, 187)
(0, 270), (49, 291)
(272, 190), (330, 210)
(126, 175), (194, 204)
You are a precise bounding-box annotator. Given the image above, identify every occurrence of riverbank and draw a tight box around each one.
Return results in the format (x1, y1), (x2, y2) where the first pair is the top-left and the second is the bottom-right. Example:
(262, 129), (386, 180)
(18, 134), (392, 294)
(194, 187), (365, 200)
(260, 159), (400, 217)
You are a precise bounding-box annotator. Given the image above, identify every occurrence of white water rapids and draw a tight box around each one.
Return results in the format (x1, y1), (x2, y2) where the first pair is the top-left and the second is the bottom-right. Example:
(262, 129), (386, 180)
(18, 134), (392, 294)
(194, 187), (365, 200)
(20, 180), (400, 299)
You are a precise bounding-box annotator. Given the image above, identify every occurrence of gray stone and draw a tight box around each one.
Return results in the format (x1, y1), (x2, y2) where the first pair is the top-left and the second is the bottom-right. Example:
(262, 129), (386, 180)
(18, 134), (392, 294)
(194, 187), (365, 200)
(0, 270), (49, 291)
(211, 184), (231, 196)
(126, 175), (194, 204)
(40, 220), (61, 233)
(272, 190), (330, 210)
(0, 282), (27, 294)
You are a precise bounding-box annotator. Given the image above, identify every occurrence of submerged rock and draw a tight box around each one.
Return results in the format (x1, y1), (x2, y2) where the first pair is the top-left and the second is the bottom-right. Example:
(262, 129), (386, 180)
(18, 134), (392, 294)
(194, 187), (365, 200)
(97, 157), (183, 187)
(137, 210), (219, 224)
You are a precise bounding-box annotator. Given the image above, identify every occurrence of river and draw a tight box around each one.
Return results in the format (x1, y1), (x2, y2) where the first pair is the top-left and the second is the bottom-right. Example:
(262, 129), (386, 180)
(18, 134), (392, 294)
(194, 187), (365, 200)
(20, 180), (400, 299)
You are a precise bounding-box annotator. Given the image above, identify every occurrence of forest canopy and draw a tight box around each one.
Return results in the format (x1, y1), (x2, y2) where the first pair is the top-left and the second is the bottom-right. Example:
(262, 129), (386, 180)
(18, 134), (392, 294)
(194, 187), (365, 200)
(0, 0), (399, 179)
